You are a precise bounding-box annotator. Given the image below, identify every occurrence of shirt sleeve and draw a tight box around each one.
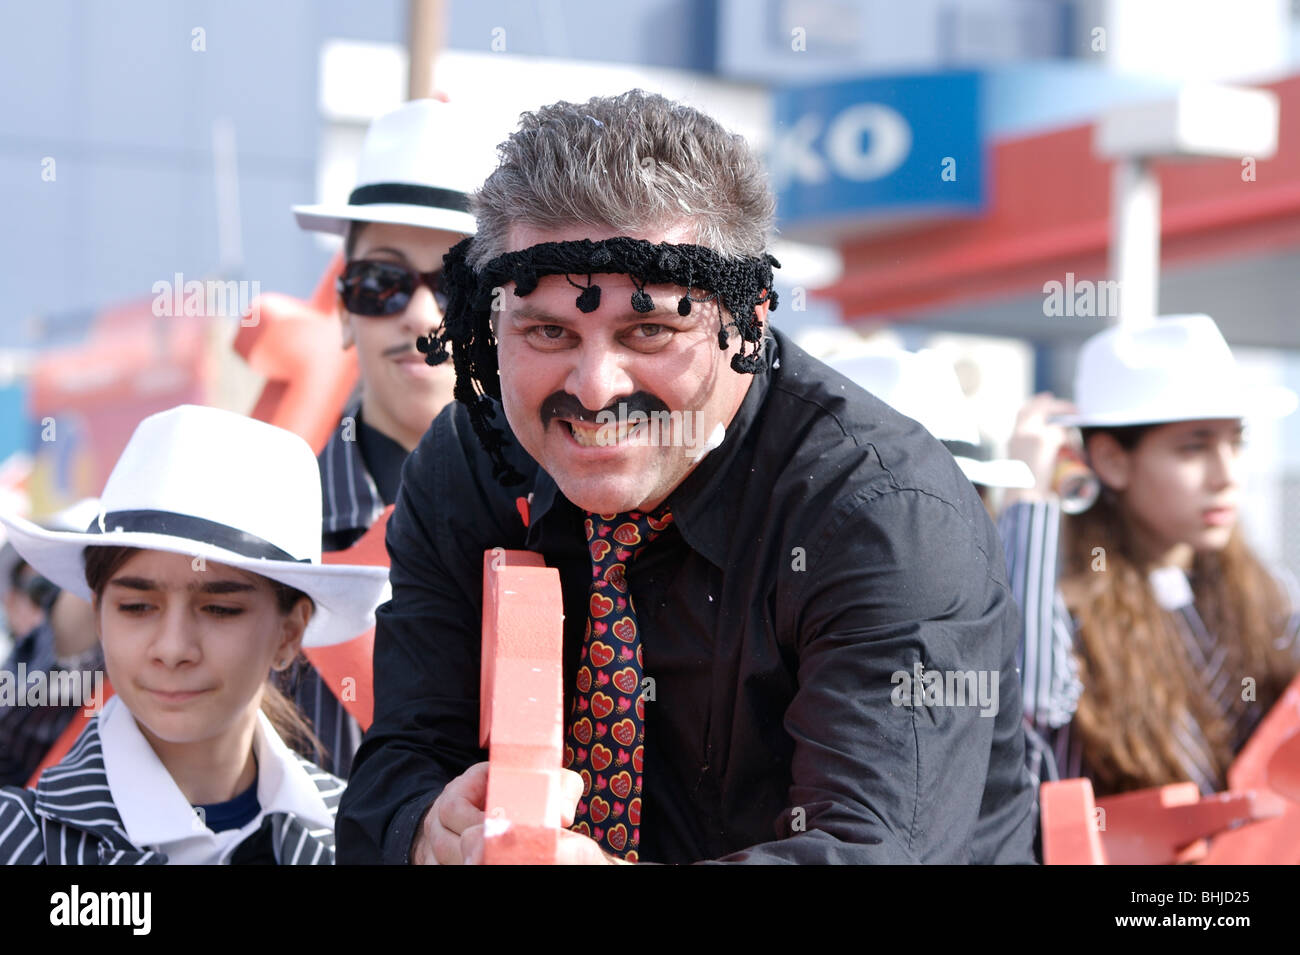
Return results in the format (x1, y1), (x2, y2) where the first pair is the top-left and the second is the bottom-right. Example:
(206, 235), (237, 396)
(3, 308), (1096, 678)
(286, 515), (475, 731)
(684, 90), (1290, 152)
(710, 486), (1038, 864)
(335, 407), (525, 865)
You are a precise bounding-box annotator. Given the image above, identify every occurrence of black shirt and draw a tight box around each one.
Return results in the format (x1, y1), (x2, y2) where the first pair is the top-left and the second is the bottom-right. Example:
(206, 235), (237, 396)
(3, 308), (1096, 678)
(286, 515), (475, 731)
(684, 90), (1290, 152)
(337, 328), (1037, 864)
(357, 408), (407, 507)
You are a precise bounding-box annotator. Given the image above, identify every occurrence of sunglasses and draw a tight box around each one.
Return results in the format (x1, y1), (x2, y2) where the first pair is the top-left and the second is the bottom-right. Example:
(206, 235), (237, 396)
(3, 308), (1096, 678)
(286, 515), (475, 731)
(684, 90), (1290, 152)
(337, 260), (448, 316)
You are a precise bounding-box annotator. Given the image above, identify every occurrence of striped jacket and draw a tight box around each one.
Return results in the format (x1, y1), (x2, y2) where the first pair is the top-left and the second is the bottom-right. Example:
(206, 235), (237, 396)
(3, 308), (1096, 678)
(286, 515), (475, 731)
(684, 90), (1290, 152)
(0, 621), (105, 786)
(0, 715), (341, 865)
(999, 497), (1300, 793)
(276, 402), (388, 778)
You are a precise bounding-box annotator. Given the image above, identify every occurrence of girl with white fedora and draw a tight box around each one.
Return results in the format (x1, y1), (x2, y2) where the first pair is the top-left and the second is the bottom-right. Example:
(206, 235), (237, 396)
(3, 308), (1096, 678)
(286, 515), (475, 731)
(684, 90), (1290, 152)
(0, 405), (389, 864)
(999, 314), (1300, 798)
(287, 98), (490, 779)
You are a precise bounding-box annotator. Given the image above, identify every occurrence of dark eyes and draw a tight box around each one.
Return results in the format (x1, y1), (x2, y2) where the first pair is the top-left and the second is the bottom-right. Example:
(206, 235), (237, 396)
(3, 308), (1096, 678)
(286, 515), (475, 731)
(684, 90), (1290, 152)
(526, 324), (670, 344)
(116, 603), (244, 617)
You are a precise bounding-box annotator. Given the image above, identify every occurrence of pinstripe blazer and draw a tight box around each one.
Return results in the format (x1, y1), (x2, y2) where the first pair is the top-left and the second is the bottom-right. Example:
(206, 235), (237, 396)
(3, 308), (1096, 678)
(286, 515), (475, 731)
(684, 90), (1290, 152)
(272, 403), (390, 779)
(0, 716), (342, 865)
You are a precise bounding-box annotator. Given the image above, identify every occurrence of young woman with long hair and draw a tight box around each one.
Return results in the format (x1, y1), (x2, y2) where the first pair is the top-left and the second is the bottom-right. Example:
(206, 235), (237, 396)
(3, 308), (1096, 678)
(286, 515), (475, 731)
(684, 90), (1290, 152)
(1000, 315), (1300, 797)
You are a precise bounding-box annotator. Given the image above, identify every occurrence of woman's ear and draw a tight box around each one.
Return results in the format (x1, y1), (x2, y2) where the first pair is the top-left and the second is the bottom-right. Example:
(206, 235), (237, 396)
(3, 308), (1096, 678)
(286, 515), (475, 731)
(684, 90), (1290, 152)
(1085, 431), (1131, 492)
(274, 596), (312, 670)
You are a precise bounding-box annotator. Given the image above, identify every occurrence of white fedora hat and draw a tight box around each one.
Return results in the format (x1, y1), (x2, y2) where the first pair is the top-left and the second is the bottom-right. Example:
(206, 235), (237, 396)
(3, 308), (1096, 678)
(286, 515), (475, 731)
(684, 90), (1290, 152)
(1051, 314), (1298, 428)
(0, 406), (390, 648)
(826, 348), (1035, 489)
(293, 99), (487, 237)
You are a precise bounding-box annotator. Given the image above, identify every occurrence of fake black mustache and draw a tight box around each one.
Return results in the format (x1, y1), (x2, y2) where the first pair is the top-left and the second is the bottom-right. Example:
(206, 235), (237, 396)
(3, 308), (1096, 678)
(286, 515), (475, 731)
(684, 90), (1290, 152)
(540, 391), (670, 427)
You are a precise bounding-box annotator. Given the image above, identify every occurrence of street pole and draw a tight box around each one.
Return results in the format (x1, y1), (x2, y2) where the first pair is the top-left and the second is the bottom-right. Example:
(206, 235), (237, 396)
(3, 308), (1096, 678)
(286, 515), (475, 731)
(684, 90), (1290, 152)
(408, 0), (445, 101)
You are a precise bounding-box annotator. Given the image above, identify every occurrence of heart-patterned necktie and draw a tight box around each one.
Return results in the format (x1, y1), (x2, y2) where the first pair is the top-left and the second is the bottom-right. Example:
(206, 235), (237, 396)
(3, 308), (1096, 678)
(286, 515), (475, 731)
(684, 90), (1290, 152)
(563, 503), (674, 862)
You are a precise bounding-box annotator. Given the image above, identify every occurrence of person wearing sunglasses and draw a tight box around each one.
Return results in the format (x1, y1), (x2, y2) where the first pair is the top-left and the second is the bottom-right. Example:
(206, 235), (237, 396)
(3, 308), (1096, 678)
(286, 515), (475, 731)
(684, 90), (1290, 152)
(287, 99), (491, 778)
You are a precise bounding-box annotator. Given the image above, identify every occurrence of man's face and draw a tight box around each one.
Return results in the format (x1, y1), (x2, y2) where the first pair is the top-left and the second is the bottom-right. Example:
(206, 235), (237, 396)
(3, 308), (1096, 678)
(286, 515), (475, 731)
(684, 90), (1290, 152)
(342, 221), (464, 448)
(495, 222), (762, 515)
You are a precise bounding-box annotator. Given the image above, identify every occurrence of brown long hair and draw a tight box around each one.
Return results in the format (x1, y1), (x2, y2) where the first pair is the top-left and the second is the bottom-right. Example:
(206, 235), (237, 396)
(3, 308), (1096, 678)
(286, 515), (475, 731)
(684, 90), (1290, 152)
(1060, 426), (1297, 795)
(82, 545), (326, 761)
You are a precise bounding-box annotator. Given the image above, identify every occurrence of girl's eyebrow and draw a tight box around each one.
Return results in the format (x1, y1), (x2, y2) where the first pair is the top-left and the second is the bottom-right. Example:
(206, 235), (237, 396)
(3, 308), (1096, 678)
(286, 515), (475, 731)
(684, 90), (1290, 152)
(107, 576), (257, 595)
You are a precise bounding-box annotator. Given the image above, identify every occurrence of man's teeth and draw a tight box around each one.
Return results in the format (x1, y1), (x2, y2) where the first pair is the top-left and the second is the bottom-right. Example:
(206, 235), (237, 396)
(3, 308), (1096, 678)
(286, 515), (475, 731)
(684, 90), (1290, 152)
(566, 420), (643, 447)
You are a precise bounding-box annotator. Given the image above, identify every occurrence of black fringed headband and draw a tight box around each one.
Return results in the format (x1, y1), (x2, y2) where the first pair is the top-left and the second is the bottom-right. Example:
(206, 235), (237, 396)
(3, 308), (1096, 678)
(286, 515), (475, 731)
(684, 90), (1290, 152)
(416, 235), (780, 487)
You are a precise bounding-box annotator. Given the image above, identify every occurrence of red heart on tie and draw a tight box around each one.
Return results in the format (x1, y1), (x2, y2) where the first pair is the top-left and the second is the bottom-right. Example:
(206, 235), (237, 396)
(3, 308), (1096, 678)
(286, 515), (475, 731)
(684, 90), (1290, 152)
(628, 797), (641, 826)
(612, 667), (638, 695)
(607, 823), (628, 852)
(647, 513), (672, 531)
(589, 642), (614, 667)
(583, 518), (593, 539)
(573, 718), (592, 744)
(611, 718), (636, 747)
(610, 771), (633, 800)
(635, 697), (645, 720)
(592, 744), (613, 771)
(590, 795), (610, 823)
(590, 539), (611, 562)
(632, 745), (643, 773)
(576, 667), (592, 693)
(591, 692), (614, 719)
(590, 593), (614, 619)
(604, 563), (626, 591)
(613, 523), (641, 545)
(612, 618), (636, 642)
(580, 770), (592, 795)
(564, 745), (574, 767)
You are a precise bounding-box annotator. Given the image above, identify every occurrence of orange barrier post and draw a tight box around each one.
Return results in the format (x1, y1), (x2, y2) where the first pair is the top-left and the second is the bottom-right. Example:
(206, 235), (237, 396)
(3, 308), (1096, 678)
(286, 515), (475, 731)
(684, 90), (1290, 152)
(479, 549), (566, 864)
(1041, 672), (1300, 865)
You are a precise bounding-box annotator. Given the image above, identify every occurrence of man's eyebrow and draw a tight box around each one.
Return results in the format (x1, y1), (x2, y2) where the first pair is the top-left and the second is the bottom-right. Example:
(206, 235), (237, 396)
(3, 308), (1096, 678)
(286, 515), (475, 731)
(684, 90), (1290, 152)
(357, 246), (411, 264)
(107, 576), (258, 595)
(511, 301), (670, 323)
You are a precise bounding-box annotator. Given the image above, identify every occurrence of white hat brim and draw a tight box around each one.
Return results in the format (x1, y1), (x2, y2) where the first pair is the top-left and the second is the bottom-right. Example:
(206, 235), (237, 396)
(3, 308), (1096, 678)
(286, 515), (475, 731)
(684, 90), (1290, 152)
(1051, 382), (1298, 428)
(0, 514), (390, 649)
(292, 202), (475, 238)
(955, 457), (1037, 489)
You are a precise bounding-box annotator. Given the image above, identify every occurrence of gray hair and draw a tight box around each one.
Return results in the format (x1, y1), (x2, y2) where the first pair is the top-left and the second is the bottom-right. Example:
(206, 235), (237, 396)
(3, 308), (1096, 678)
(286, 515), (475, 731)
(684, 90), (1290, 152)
(469, 90), (775, 270)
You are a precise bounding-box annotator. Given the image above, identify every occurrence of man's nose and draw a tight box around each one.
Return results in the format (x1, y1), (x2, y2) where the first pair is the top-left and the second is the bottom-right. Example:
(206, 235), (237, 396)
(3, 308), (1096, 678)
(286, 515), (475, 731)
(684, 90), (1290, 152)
(398, 284), (442, 336)
(565, 343), (635, 417)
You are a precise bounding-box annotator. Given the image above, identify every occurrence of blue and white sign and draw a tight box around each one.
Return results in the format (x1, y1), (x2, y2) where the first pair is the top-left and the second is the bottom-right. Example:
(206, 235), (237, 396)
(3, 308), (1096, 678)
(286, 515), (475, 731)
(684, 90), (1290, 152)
(770, 72), (985, 231)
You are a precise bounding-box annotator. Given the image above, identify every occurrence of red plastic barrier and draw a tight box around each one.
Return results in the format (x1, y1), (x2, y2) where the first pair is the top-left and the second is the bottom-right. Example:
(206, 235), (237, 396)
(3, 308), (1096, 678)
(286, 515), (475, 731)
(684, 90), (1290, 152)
(479, 549), (566, 864)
